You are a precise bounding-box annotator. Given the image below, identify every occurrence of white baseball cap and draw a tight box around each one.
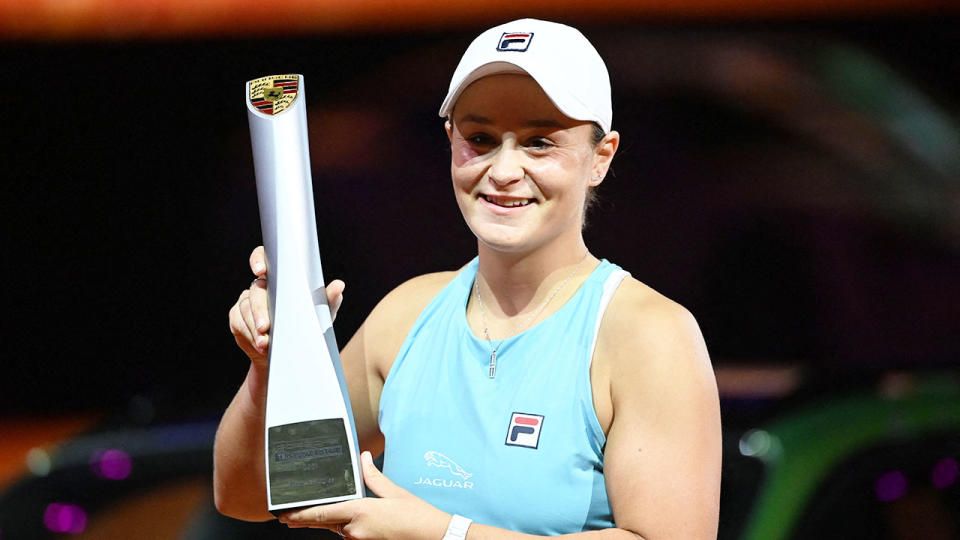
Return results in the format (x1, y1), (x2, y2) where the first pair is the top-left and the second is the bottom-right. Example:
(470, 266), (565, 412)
(438, 18), (612, 133)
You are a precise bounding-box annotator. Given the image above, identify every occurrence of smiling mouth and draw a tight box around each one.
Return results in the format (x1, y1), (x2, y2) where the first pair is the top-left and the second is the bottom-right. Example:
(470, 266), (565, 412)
(481, 194), (535, 208)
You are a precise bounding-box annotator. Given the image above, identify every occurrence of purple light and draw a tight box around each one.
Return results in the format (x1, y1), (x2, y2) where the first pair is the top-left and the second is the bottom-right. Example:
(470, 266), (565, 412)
(90, 449), (132, 480)
(931, 457), (959, 489)
(875, 470), (908, 502)
(43, 503), (87, 534)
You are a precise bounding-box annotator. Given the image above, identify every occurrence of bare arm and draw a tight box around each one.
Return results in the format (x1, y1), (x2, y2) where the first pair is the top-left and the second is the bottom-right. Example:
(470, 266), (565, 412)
(213, 247), (454, 521)
(598, 283), (722, 539)
(212, 361), (273, 520)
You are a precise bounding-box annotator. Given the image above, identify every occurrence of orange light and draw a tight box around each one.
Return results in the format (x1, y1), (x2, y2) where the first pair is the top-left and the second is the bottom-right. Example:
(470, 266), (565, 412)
(0, 0), (953, 41)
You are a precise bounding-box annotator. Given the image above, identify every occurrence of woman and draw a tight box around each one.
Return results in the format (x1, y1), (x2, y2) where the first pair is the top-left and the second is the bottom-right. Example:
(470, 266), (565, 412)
(216, 18), (721, 539)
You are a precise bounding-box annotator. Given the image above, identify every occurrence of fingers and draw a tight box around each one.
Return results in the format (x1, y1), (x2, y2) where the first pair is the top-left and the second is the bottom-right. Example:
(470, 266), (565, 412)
(237, 280), (269, 352)
(228, 246), (272, 363)
(236, 247), (346, 358)
(327, 279), (345, 321)
(229, 291), (265, 362)
(248, 275), (270, 337)
(249, 246), (266, 277)
(247, 247), (271, 336)
(280, 500), (358, 528)
(238, 285), (269, 354)
(360, 451), (411, 499)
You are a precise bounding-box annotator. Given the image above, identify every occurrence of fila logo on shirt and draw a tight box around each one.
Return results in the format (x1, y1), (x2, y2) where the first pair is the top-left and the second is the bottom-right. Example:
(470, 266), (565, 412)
(497, 32), (534, 52)
(505, 412), (544, 449)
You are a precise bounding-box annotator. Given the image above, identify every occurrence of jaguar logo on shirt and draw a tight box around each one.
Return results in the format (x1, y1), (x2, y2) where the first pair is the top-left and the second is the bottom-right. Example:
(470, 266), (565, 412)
(413, 451), (474, 489)
(506, 412), (544, 449)
(424, 451), (472, 479)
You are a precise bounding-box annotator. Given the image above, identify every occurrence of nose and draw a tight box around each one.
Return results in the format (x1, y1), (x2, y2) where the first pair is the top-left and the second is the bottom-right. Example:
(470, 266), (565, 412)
(488, 139), (524, 187)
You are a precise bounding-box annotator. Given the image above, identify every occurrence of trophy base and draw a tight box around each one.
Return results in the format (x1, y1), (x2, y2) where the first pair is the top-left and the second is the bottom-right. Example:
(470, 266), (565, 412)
(266, 418), (357, 509)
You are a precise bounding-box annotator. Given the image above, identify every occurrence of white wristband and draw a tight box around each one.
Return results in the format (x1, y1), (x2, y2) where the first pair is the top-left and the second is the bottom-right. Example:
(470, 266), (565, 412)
(442, 514), (472, 540)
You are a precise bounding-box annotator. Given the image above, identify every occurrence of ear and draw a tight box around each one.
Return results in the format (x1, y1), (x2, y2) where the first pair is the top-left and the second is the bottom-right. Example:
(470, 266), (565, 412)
(589, 130), (619, 187)
(445, 119), (453, 144)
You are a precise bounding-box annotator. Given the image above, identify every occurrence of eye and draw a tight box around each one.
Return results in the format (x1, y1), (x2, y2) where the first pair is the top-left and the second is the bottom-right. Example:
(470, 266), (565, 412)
(466, 133), (496, 147)
(524, 137), (554, 151)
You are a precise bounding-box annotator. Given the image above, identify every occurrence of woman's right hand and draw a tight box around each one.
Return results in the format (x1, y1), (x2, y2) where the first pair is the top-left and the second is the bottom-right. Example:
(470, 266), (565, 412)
(228, 246), (345, 367)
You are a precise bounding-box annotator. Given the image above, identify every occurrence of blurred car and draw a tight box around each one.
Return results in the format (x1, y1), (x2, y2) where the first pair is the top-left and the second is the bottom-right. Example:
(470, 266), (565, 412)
(1, 371), (957, 539)
(721, 370), (960, 540)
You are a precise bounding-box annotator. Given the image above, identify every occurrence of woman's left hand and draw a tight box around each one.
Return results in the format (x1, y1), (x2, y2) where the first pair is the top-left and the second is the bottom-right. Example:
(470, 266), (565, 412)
(279, 451), (451, 540)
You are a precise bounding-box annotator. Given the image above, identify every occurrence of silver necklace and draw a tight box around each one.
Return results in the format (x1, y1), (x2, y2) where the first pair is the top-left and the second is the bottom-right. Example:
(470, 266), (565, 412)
(473, 253), (589, 378)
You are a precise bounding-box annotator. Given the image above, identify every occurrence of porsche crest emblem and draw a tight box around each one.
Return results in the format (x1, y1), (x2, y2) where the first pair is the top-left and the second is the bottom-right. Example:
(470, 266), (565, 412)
(249, 74), (299, 115)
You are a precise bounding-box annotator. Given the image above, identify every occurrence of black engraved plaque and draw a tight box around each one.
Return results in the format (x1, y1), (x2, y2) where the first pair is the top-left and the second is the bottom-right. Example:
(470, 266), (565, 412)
(267, 418), (355, 504)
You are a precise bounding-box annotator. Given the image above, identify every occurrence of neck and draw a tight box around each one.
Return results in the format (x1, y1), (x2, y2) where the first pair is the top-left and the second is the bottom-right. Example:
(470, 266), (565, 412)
(474, 233), (592, 318)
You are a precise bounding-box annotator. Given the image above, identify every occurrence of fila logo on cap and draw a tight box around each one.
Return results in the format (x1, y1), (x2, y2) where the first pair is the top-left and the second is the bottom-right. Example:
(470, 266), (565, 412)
(505, 412), (544, 449)
(497, 32), (533, 52)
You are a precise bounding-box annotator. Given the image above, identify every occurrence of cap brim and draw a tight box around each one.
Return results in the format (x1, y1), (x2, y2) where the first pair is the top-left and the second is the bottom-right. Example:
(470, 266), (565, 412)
(438, 62), (608, 133)
(438, 62), (527, 119)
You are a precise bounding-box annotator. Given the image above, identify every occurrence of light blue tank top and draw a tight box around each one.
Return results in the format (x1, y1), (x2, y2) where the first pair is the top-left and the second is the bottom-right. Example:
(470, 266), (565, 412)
(378, 258), (629, 535)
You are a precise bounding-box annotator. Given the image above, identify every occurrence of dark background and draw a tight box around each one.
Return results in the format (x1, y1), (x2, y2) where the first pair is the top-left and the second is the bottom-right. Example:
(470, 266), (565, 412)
(1, 17), (958, 421)
(1, 12), (959, 540)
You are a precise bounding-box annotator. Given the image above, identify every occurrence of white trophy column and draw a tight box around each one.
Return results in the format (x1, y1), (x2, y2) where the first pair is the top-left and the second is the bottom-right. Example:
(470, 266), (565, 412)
(246, 75), (363, 511)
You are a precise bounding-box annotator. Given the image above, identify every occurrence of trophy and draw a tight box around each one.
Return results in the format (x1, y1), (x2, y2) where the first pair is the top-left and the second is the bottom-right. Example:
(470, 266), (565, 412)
(246, 74), (364, 513)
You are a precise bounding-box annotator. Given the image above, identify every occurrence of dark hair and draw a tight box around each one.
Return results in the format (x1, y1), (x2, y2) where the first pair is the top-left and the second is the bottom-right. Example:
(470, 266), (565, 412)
(582, 122), (607, 227)
(590, 123), (605, 146)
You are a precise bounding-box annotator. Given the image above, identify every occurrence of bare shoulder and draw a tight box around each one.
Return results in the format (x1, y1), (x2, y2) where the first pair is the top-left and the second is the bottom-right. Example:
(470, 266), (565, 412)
(596, 276), (715, 403)
(359, 270), (460, 376)
(367, 270), (459, 327)
(602, 276), (706, 349)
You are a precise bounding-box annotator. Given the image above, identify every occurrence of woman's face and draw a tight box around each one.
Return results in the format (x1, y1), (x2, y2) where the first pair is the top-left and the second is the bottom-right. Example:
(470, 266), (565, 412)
(446, 74), (616, 255)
